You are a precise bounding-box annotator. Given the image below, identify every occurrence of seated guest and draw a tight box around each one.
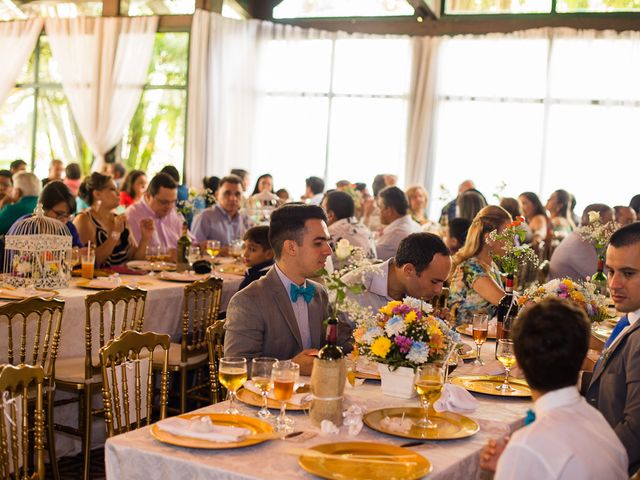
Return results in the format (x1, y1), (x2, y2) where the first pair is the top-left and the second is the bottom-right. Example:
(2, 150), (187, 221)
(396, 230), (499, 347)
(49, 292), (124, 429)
(405, 185), (430, 226)
(614, 205), (637, 226)
(375, 186), (421, 261)
(439, 179), (475, 224)
(224, 204), (350, 375)
(519, 191), (551, 248)
(42, 159), (64, 187)
(631, 194), (640, 217)
(304, 176), (325, 206)
(456, 189), (487, 222)
(500, 197), (532, 243)
(125, 172), (187, 250)
(448, 206), (511, 325)
(342, 233), (451, 318)
(9, 159), (27, 175)
(445, 217), (471, 255)
(119, 170), (147, 207)
(548, 204), (614, 281)
(481, 298), (628, 479)
(362, 174), (387, 232)
(276, 188), (290, 204)
(63, 163), (82, 196)
(111, 162), (127, 189)
(160, 165), (189, 204)
(0, 172), (40, 235)
(546, 189), (575, 238)
(192, 175), (252, 250)
(238, 226), (274, 291)
(323, 190), (376, 261)
(75, 173), (153, 266)
(249, 173), (280, 207)
(230, 168), (250, 193)
(0, 169), (13, 209)
(584, 222), (640, 476)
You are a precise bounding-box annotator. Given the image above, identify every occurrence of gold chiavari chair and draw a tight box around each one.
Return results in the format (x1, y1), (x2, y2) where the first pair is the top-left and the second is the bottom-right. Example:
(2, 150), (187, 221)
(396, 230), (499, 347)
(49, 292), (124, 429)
(100, 331), (170, 438)
(54, 285), (147, 480)
(0, 364), (45, 480)
(0, 297), (64, 480)
(206, 320), (226, 404)
(154, 277), (223, 413)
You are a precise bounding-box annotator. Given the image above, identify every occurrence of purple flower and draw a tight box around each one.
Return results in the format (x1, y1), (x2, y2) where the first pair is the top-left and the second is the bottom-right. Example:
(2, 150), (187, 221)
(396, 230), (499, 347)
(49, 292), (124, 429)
(394, 335), (413, 354)
(392, 304), (411, 315)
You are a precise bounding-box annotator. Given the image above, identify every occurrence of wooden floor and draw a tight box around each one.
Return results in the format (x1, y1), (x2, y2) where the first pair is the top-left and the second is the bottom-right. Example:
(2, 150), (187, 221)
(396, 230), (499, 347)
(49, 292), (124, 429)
(46, 449), (105, 480)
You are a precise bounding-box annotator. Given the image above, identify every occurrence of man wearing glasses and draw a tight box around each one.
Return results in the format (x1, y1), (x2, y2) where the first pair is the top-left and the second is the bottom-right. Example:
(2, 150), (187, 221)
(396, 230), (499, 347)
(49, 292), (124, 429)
(126, 172), (194, 250)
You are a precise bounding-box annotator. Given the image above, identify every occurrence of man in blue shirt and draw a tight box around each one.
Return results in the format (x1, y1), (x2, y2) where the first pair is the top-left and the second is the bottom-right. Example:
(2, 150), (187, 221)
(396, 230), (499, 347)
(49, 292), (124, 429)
(0, 172), (40, 235)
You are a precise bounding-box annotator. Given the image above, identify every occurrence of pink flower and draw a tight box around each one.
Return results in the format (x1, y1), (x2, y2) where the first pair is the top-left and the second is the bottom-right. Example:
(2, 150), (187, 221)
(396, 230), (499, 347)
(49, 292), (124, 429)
(394, 335), (413, 354)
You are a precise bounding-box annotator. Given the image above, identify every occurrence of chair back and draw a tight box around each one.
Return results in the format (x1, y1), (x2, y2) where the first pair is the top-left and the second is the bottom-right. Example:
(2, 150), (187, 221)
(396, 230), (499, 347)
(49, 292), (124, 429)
(99, 330), (170, 438)
(205, 320), (225, 403)
(180, 277), (223, 363)
(0, 297), (65, 381)
(0, 364), (45, 479)
(84, 286), (147, 380)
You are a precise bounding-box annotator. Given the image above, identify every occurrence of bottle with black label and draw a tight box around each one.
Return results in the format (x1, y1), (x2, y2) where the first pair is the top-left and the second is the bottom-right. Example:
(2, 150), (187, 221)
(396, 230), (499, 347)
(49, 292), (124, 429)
(591, 258), (607, 295)
(496, 274), (518, 354)
(176, 222), (191, 273)
(318, 318), (343, 360)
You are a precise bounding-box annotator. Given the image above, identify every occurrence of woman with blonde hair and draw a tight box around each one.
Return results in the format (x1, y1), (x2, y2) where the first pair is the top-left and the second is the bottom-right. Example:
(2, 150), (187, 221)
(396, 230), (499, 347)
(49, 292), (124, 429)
(448, 205), (512, 325)
(405, 185), (430, 226)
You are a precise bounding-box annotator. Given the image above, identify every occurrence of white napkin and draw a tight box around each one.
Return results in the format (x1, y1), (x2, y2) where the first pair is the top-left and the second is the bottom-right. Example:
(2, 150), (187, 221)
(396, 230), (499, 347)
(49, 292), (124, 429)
(161, 272), (204, 281)
(157, 416), (250, 442)
(434, 383), (479, 413)
(456, 359), (524, 378)
(355, 358), (379, 375)
(243, 381), (311, 406)
(89, 275), (122, 289)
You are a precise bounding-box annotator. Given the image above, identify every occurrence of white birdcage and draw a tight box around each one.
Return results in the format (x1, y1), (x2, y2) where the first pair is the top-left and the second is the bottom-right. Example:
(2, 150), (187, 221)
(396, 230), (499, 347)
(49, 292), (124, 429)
(3, 204), (73, 289)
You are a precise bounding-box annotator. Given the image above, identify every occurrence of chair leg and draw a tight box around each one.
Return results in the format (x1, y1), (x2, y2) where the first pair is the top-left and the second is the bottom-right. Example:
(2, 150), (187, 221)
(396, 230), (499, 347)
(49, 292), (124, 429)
(180, 367), (187, 414)
(46, 388), (60, 480)
(81, 385), (93, 480)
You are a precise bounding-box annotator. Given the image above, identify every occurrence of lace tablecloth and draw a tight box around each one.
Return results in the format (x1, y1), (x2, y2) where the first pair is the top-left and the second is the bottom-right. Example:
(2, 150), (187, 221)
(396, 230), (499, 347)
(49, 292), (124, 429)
(105, 339), (531, 480)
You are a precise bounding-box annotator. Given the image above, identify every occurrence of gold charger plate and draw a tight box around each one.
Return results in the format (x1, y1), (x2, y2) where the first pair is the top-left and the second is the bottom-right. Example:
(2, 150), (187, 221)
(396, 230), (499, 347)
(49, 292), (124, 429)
(150, 413), (272, 449)
(298, 441), (432, 480)
(158, 272), (208, 283)
(451, 375), (531, 397)
(456, 325), (497, 340)
(363, 407), (479, 440)
(236, 385), (310, 410)
(0, 287), (59, 300)
(355, 370), (380, 380)
(216, 264), (246, 276)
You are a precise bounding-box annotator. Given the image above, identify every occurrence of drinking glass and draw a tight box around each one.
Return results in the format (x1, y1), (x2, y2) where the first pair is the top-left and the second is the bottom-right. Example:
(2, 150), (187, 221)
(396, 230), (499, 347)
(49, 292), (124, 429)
(67, 247), (81, 270)
(414, 364), (445, 429)
(496, 339), (516, 393)
(206, 240), (221, 260)
(345, 356), (357, 387)
(472, 314), (489, 366)
(157, 245), (170, 265)
(145, 245), (159, 272)
(271, 360), (299, 433)
(230, 239), (244, 261)
(81, 247), (95, 280)
(187, 246), (201, 269)
(251, 357), (277, 419)
(218, 357), (248, 414)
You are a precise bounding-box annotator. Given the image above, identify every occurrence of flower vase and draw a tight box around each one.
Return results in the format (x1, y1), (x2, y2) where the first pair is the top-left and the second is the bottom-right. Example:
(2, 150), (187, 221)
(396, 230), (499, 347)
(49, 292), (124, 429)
(377, 364), (416, 399)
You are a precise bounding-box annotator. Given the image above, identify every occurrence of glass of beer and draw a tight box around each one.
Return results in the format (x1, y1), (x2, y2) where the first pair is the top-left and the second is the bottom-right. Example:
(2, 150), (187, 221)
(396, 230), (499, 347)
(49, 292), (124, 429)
(251, 357), (277, 419)
(81, 247), (95, 280)
(496, 339), (516, 393)
(414, 363), (445, 429)
(218, 357), (248, 414)
(271, 360), (299, 433)
(206, 240), (221, 260)
(472, 314), (489, 366)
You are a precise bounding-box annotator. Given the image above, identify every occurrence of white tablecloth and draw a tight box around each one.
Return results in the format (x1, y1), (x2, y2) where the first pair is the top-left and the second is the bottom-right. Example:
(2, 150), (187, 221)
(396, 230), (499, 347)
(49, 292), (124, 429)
(105, 339), (532, 480)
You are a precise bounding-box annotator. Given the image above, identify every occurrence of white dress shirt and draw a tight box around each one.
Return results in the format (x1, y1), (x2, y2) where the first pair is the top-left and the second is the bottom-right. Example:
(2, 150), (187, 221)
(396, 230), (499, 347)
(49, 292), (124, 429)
(274, 265), (312, 349)
(329, 217), (377, 260)
(496, 386), (628, 480)
(341, 259), (392, 325)
(375, 215), (421, 261)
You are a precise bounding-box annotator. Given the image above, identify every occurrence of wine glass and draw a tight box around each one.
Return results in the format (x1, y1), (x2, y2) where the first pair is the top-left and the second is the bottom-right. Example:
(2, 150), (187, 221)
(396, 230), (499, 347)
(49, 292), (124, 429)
(157, 245), (170, 266)
(187, 245), (201, 269)
(229, 239), (244, 262)
(67, 247), (81, 270)
(218, 357), (248, 414)
(145, 245), (159, 273)
(251, 357), (276, 419)
(206, 240), (221, 261)
(496, 339), (516, 393)
(472, 314), (489, 366)
(271, 360), (299, 433)
(414, 364), (445, 429)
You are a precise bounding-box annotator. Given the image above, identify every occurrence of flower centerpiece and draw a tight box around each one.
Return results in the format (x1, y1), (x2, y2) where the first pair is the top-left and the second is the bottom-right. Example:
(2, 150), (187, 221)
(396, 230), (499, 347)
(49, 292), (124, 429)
(488, 216), (540, 276)
(352, 297), (461, 398)
(518, 278), (610, 324)
(578, 211), (619, 293)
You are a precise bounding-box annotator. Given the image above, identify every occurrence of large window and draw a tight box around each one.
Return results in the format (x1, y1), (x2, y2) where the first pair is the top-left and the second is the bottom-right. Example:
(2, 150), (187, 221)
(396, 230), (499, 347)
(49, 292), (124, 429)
(444, 0), (640, 14)
(274, 0), (415, 19)
(430, 34), (640, 218)
(252, 36), (411, 199)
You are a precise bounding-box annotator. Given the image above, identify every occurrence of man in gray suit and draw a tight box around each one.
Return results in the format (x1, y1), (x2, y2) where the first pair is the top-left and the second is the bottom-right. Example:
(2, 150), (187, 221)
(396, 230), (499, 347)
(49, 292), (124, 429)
(224, 204), (351, 375)
(585, 222), (640, 476)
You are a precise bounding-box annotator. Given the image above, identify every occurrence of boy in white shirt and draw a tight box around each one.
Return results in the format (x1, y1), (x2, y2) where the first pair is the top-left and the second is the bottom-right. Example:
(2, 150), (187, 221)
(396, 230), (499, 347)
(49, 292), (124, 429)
(481, 298), (628, 480)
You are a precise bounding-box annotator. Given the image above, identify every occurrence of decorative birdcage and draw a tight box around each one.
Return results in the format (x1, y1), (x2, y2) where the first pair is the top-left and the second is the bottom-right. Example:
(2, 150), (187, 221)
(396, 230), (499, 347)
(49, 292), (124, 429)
(3, 204), (73, 289)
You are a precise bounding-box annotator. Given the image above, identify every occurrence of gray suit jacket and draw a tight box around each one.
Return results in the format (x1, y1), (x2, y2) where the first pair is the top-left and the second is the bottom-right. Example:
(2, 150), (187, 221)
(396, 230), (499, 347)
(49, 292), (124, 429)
(585, 317), (640, 476)
(224, 267), (351, 361)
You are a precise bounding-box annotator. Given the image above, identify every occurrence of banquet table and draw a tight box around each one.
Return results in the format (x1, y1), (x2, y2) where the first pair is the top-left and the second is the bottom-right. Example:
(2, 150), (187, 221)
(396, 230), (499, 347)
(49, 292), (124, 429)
(105, 339), (532, 480)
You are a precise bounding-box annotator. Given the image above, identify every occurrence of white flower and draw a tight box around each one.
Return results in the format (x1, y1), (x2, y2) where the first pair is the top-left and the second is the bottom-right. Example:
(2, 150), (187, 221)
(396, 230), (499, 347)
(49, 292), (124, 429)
(335, 238), (352, 260)
(403, 296), (433, 314)
(384, 315), (406, 337)
(588, 211), (601, 224)
(362, 326), (384, 345)
(406, 342), (429, 364)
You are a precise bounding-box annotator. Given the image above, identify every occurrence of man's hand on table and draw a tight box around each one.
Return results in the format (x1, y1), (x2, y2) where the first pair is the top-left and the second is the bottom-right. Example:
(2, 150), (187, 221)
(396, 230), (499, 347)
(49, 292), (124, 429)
(292, 349), (319, 376)
(480, 435), (510, 473)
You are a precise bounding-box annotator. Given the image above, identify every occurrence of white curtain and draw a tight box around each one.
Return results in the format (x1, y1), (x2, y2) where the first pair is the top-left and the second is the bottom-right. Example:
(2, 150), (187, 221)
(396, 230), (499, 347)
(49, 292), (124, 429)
(405, 35), (440, 188)
(0, 19), (43, 108)
(45, 16), (158, 169)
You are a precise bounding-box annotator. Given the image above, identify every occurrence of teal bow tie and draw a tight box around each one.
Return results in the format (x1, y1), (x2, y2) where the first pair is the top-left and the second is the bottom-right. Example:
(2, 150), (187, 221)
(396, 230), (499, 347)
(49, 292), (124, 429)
(524, 409), (536, 425)
(290, 283), (315, 304)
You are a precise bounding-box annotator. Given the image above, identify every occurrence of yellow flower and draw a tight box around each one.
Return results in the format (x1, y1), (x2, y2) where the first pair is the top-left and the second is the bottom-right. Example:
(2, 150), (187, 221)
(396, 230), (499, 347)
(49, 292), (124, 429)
(404, 310), (417, 324)
(561, 279), (573, 289)
(370, 337), (392, 358)
(570, 291), (585, 302)
(378, 300), (402, 317)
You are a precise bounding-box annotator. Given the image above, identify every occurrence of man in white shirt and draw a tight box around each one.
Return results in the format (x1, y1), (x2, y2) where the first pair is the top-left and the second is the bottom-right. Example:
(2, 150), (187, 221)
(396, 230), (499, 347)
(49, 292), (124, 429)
(375, 186), (421, 261)
(323, 190), (376, 261)
(584, 222), (640, 476)
(304, 176), (325, 206)
(341, 233), (451, 322)
(481, 298), (628, 480)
